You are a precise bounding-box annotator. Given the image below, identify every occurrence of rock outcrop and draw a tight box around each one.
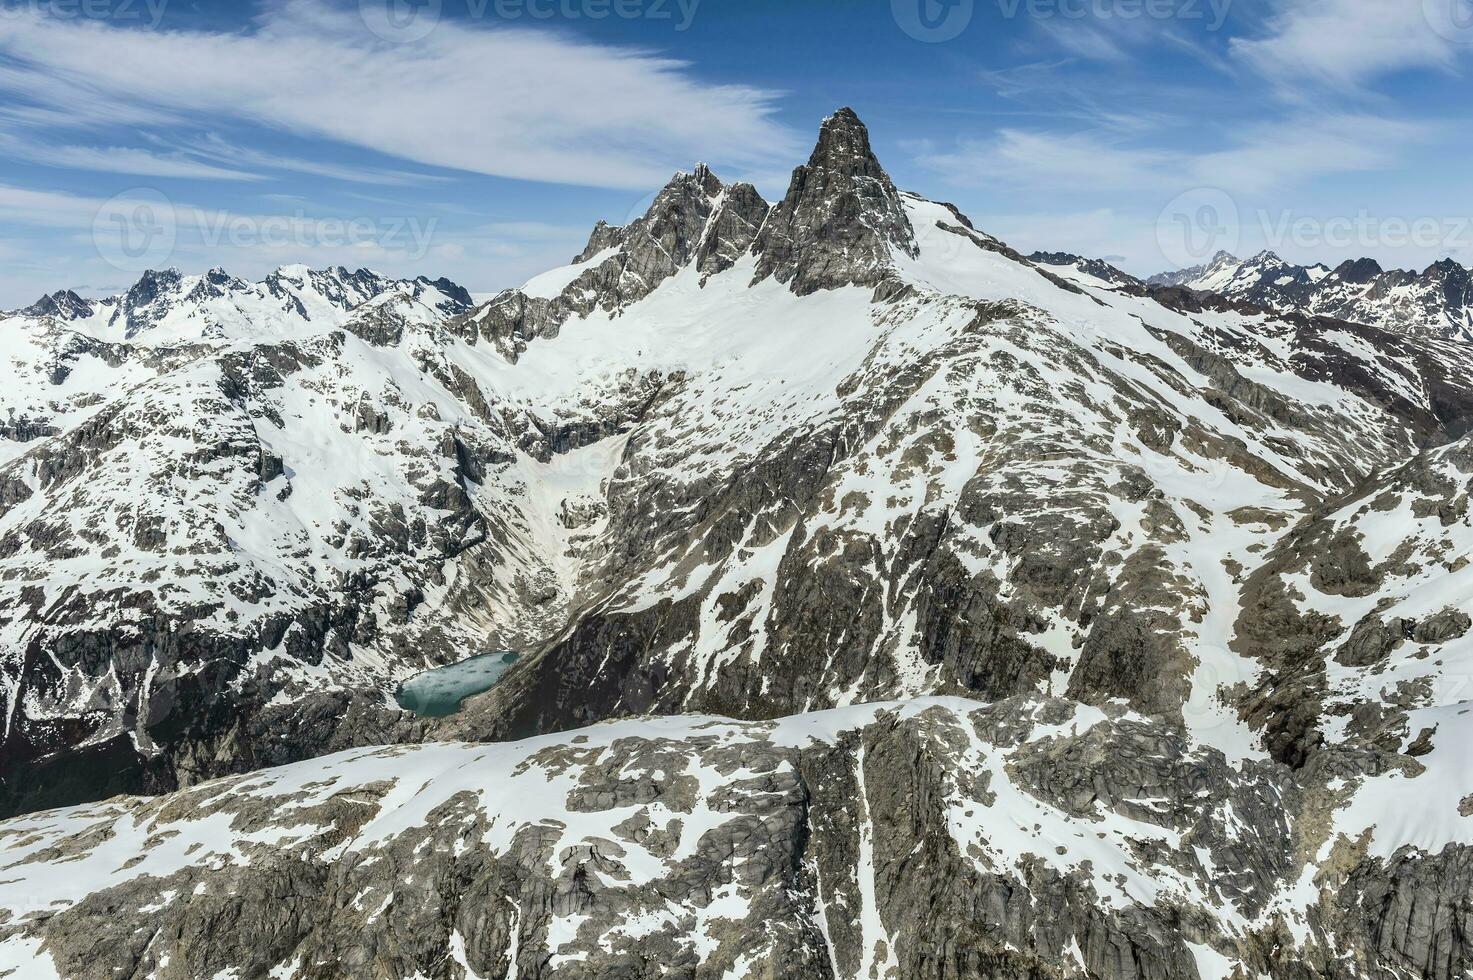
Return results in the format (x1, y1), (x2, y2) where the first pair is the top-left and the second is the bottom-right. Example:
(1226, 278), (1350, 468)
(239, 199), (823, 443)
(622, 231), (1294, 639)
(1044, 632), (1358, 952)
(4, 698), (1466, 979)
(752, 107), (918, 295)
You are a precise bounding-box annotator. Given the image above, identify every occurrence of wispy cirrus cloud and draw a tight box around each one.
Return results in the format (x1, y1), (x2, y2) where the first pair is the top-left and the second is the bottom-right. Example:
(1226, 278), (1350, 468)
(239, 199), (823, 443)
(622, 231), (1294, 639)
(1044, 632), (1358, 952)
(0, 1), (798, 190)
(1230, 0), (1464, 92)
(916, 113), (1435, 197)
(1188, 114), (1433, 192)
(0, 183), (122, 228)
(916, 128), (1175, 192)
(180, 135), (450, 186)
(0, 133), (264, 181)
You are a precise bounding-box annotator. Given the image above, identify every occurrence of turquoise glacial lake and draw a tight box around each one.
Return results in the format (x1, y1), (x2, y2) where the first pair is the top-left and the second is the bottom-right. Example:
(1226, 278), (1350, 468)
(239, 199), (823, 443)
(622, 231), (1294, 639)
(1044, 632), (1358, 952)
(394, 652), (520, 718)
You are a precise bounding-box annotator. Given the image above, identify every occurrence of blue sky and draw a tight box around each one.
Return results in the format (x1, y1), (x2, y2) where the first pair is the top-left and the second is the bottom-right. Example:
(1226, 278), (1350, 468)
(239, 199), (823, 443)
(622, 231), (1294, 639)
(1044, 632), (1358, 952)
(0, 0), (1471, 305)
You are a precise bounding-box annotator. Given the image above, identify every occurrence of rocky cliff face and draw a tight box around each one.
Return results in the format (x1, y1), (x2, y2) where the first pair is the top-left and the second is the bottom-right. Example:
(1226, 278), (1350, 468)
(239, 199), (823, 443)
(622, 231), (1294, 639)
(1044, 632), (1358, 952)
(3, 698), (1469, 979)
(3, 108), (1473, 979)
(1237, 430), (1473, 768)
(751, 107), (918, 295)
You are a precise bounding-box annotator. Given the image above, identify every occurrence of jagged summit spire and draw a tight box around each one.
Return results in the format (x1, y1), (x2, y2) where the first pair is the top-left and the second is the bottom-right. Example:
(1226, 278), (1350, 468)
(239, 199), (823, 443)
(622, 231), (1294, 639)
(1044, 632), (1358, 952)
(689, 161), (720, 193)
(572, 163), (726, 264)
(807, 107), (888, 180)
(563, 108), (914, 298)
(750, 106), (918, 296)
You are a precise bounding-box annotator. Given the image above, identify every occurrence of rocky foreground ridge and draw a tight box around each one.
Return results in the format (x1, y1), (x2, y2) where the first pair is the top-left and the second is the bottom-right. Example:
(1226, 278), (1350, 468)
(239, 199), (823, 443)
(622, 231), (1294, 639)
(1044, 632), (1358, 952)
(1, 109), (1473, 978)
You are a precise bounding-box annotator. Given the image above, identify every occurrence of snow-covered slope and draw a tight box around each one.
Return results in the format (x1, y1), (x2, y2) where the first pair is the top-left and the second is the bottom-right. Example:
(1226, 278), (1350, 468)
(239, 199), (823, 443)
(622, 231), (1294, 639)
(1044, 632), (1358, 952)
(3, 108), (1473, 979)
(1028, 250), (1144, 291)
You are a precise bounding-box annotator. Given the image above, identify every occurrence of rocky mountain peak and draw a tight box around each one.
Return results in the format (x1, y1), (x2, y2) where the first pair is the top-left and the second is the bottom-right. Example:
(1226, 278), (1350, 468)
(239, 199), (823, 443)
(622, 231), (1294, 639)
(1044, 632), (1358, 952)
(1196, 250), (1242, 275)
(574, 220), (624, 264)
(1423, 257), (1470, 280)
(472, 162), (735, 358)
(751, 106), (918, 295)
(185, 267), (249, 304)
(1146, 250), (1241, 288)
(688, 161), (722, 197)
(570, 165), (725, 269)
(415, 276), (474, 310)
(1146, 246), (1472, 339)
(125, 267), (184, 300)
(109, 268), (186, 337)
(604, 165), (728, 292)
(269, 262), (314, 281)
(1332, 257), (1385, 284)
(259, 265), (397, 317)
(19, 288), (95, 321)
(1027, 251), (1143, 288)
(806, 106), (887, 181)
(645, 165), (725, 224)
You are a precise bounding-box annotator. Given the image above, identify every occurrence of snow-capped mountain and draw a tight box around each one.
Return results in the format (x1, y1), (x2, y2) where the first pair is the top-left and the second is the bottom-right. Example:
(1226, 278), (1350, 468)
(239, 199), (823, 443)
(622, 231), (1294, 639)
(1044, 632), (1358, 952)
(4, 108), (1473, 979)
(1150, 250), (1473, 341)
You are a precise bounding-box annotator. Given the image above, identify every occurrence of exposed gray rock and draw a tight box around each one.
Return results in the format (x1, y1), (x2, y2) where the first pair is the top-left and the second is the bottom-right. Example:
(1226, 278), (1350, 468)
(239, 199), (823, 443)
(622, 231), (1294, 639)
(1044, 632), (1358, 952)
(0, 698), (1337, 972)
(455, 165), (728, 361)
(1028, 251), (1144, 289)
(3, 698), (1461, 979)
(16, 289), (95, 322)
(574, 219), (625, 264)
(696, 182), (769, 279)
(1412, 609), (1471, 644)
(752, 107), (918, 295)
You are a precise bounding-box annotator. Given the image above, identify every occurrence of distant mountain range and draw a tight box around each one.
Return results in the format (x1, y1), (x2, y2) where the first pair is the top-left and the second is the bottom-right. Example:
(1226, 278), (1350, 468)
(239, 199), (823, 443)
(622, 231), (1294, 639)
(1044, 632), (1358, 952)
(1144, 249), (1473, 342)
(13, 264), (473, 342)
(1024, 248), (1473, 343)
